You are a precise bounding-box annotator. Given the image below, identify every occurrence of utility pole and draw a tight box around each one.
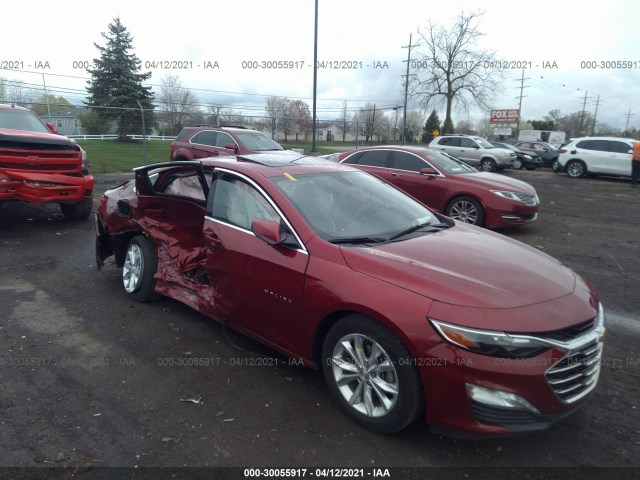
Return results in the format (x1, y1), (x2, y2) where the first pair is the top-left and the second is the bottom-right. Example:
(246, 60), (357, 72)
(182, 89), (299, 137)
(514, 69), (529, 140)
(311, 0), (319, 153)
(369, 104), (376, 146)
(401, 33), (417, 145)
(578, 91), (591, 136)
(624, 110), (634, 132)
(590, 95), (601, 136)
(41, 74), (52, 125)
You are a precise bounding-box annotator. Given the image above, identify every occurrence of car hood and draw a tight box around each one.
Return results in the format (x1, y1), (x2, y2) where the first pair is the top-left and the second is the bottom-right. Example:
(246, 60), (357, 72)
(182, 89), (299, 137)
(458, 172), (537, 195)
(340, 224), (575, 309)
(0, 127), (76, 148)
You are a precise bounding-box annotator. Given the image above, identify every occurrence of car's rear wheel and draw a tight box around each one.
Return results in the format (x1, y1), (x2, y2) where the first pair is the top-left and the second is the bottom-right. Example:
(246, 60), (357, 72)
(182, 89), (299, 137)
(321, 315), (423, 433)
(566, 160), (586, 178)
(480, 158), (497, 172)
(60, 198), (93, 220)
(123, 236), (161, 302)
(513, 158), (523, 170)
(445, 196), (485, 226)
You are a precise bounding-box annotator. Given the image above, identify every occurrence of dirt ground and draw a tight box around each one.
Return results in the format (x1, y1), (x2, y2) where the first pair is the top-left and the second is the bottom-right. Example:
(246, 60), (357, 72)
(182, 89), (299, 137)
(0, 168), (638, 479)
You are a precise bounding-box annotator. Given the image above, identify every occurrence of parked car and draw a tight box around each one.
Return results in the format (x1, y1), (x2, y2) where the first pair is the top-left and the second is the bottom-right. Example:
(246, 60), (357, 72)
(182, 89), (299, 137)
(512, 141), (560, 169)
(557, 137), (636, 178)
(96, 154), (604, 436)
(334, 146), (539, 228)
(491, 141), (543, 170)
(170, 125), (297, 161)
(0, 104), (94, 219)
(428, 134), (515, 172)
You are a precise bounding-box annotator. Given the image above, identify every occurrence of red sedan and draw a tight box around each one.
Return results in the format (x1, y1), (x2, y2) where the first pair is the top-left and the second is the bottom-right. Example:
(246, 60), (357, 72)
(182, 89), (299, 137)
(96, 154), (604, 436)
(331, 146), (539, 229)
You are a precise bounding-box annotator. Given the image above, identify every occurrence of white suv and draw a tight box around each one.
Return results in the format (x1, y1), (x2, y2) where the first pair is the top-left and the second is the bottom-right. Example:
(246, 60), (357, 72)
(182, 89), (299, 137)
(558, 137), (636, 178)
(428, 135), (515, 172)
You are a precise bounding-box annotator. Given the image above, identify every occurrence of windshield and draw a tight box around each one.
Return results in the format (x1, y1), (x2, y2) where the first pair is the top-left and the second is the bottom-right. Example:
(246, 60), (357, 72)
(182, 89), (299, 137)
(423, 151), (477, 175)
(235, 132), (284, 151)
(0, 108), (50, 134)
(271, 170), (439, 242)
(474, 137), (494, 149)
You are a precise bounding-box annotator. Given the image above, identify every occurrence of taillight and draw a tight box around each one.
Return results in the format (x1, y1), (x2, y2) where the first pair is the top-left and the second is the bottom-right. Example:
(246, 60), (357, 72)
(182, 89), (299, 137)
(559, 148), (567, 153)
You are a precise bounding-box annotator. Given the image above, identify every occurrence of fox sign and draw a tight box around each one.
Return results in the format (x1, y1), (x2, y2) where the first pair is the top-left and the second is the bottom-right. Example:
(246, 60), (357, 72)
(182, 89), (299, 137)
(490, 109), (520, 123)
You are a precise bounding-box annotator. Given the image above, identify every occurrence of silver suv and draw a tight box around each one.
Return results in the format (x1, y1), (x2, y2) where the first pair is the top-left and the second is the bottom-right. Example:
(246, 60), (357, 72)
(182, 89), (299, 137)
(428, 134), (515, 172)
(557, 137), (636, 178)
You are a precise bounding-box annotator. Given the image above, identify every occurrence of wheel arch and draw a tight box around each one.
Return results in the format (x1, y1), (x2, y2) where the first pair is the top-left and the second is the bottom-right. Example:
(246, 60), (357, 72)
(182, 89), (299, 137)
(311, 307), (421, 370)
(113, 230), (148, 267)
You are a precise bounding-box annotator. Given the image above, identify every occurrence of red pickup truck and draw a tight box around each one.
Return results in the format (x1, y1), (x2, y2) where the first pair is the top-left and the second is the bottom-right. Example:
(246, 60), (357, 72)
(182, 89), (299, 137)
(0, 104), (94, 219)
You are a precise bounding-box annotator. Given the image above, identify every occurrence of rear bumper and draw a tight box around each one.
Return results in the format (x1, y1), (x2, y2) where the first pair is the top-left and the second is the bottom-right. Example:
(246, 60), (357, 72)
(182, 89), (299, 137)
(0, 171), (94, 205)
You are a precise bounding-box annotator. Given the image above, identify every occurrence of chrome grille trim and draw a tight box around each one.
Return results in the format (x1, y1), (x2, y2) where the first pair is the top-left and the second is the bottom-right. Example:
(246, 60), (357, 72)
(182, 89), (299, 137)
(545, 340), (603, 404)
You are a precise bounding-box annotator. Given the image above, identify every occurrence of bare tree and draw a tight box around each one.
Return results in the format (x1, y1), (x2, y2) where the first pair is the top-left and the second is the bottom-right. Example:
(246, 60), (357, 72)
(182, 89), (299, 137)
(336, 100), (351, 141)
(352, 104), (387, 143)
(281, 99), (312, 141)
(210, 108), (248, 126)
(265, 96), (288, 139)
(402, 110), (426, 142)
(157, 74), (199, 134)
(414, 10), (504, 134)
(4, 80), (39, 106)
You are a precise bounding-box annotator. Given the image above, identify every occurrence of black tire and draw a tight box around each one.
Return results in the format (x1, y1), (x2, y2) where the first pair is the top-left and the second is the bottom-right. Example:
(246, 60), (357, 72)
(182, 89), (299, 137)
(122, 236), (161, 302)
(512, 158), (523, 170)
(480, 158), (497, 172)
(322, 315), (423, 434)
(60, 198), (93, 220)
(445, 196), (485, 226)
(566, 160), (586, 178)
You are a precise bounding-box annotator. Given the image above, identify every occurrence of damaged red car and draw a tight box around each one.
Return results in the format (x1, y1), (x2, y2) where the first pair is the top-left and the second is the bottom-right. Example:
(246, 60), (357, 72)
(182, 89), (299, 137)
(0, 104), (94, 219)
(95, 154), (605, 436)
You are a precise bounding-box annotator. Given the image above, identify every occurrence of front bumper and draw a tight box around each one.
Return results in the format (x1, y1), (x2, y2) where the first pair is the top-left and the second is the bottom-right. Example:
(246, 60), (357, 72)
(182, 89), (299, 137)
(485, 203), (539, 228)
(0, 171), (94, 205)
(418, 311), (605, 436)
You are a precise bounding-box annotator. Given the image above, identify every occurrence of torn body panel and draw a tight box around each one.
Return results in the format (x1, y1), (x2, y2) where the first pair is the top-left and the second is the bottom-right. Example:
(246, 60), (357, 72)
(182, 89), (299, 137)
(0, 170), (94, 204)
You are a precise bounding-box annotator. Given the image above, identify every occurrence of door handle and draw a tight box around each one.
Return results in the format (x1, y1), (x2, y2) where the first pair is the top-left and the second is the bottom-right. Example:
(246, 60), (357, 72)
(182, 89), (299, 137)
(145, 209), (163, 217)
(391, 173), (403, 177)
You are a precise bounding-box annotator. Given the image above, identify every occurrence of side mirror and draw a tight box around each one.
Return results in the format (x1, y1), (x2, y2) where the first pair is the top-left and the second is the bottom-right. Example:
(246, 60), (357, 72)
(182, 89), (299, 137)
(419, 167), (438, 178)
(251, 218), (282, 245)
(46, 123), (58, 134)
(225, 143), (239, 153)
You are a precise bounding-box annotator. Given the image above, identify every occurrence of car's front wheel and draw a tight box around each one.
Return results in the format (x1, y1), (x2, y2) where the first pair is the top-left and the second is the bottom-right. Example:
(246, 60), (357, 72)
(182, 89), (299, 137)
(445, 196), (485, 226)
(123, 236), (161, 302)
(480, 158), (497, 172)
(566, 160), (586, 178)
(513, 158), (523, 170)
(322, 315), (423, 434)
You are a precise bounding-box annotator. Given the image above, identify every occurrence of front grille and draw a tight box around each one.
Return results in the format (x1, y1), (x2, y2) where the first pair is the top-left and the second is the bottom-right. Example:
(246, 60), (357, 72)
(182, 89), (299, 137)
(545, 340), (601, 403)
(513, 193), (538, 205)
(542, 318), (596, 342)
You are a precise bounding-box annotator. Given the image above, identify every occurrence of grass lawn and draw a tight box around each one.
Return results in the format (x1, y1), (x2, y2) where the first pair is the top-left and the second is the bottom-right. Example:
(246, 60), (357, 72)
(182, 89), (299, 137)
(76, 139), (172, 173)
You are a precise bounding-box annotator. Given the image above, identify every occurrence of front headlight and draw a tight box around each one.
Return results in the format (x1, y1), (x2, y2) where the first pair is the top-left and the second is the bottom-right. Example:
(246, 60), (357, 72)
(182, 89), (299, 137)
(491, 190), (528, 203)
(523, 154), (532, 160)
(430, 319), (550, 358)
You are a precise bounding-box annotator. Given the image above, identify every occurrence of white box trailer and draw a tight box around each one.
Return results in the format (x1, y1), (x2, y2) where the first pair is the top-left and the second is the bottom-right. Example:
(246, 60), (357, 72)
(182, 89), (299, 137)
(518, 130), (566, 146)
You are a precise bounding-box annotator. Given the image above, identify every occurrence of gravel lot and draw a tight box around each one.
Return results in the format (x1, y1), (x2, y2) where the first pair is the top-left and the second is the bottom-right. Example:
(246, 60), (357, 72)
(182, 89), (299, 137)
(0, 168), (638, 479)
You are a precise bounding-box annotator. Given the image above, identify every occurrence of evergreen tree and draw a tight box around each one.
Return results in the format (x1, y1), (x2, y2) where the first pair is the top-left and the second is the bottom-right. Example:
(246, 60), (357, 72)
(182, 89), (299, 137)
(85, 17), (154, 140)
(422, 109), (441, 143)
(443, 117), (455, 134)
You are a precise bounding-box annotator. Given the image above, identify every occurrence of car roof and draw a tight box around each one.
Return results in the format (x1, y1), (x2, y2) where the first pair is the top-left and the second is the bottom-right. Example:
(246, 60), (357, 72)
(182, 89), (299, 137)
(568, 136), (636, 142)
(0, 103), (32, 112)
(137, 154), (356, 178)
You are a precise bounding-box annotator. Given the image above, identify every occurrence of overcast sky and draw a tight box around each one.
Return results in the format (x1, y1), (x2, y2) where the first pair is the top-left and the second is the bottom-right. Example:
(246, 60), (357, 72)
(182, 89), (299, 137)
(2, 0), (639, 130)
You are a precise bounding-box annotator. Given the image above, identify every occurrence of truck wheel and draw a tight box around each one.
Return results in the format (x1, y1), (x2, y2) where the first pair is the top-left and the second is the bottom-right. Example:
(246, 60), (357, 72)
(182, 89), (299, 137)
(60, 198), (93, 220)
(123, 236), (161, 302)
(321, 315), (423, 433)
